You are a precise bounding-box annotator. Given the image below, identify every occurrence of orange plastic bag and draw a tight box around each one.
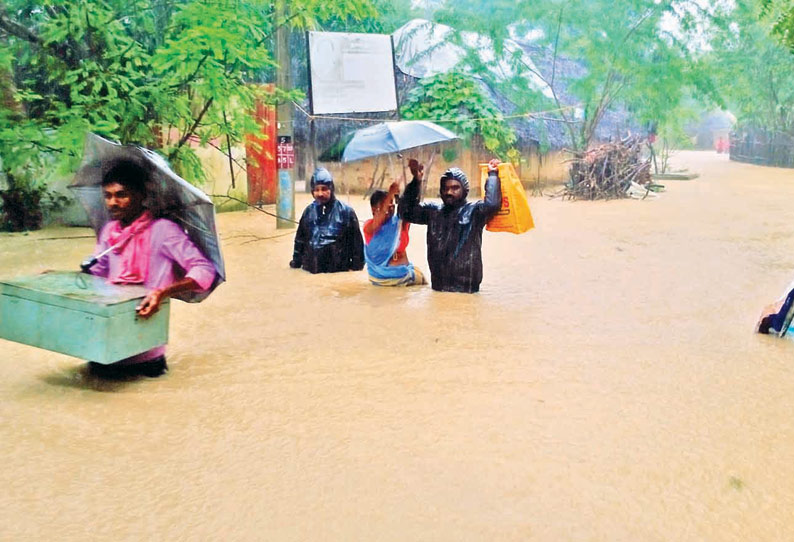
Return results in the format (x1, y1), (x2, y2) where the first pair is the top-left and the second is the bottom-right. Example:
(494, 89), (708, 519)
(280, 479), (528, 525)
(480, 162), (534, 234)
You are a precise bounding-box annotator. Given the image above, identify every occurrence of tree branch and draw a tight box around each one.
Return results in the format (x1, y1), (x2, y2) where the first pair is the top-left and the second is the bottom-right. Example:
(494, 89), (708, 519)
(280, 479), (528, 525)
(551, 5), (563, 90)
(170, 53), (210, 90)
(222, 109), (236, 189)
(526, 6), (580, 149)
(171, 97), (213, 157)
(30, 140), (77, 156)
(0, 4), (80, 68)
(0, 8), (42, 45)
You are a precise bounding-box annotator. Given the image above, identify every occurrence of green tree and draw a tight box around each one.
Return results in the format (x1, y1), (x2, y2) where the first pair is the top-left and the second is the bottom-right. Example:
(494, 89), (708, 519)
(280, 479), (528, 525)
(0, 0), (375, 229)
(401, 72), (517, 157)
(432, 0), (722, 150)
(317, 0), (414, 33)
(762, 0), (794, 51)
(709, 0), (794, 133)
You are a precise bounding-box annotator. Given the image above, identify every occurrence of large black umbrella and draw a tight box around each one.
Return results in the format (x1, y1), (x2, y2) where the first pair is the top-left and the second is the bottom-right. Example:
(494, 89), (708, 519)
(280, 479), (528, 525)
(68, 134), (225, 302)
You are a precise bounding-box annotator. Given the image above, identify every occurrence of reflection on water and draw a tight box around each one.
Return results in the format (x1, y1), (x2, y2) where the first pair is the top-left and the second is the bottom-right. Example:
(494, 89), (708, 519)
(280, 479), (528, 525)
(38, 365), (140, 393)
(2, 152), (794, 540)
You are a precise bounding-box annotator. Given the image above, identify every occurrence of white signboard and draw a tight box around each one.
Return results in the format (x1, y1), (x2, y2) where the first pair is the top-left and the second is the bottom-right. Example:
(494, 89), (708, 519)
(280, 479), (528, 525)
(308, 31), (398, 115)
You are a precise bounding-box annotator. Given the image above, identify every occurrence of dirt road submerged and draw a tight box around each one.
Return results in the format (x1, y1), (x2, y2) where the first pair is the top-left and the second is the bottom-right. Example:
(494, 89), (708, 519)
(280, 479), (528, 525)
(2, 151), (794, 541)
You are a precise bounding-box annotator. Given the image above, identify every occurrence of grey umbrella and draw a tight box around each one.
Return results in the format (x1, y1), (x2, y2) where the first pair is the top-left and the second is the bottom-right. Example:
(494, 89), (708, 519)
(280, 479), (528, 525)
(68, 133), (225, 302)
(341, 120), (458, 162)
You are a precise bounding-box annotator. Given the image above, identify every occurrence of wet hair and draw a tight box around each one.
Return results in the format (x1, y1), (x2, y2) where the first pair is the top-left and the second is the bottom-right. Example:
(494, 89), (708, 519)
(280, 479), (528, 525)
(370, 190), (388, 208)
(102, 161), (148, 195)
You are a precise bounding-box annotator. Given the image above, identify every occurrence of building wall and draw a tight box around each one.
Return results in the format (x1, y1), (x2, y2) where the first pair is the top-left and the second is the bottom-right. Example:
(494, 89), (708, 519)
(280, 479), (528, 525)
(193, 143), (249, 213)
(50, 139), (567, 227)
(514, 149), (570, 192)
(300, 142), (569, 196)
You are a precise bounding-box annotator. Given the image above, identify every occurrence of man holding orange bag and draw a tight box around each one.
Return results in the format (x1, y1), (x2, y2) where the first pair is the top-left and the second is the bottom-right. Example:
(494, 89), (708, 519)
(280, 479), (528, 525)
(400, 158), (501, 293)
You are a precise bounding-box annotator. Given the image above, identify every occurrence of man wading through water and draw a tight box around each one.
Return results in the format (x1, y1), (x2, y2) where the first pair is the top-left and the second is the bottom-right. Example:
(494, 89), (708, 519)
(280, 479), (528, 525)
(290, 167), (364, 274)
(400, 158), (502, 293)
(85, 161), (217, 378)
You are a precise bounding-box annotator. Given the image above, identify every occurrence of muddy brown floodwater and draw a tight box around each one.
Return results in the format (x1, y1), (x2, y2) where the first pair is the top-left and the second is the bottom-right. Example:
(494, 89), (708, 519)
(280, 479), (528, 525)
(2, 151), (794, 540)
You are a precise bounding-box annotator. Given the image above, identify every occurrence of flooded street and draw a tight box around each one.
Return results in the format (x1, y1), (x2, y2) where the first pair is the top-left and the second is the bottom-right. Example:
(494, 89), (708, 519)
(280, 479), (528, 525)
(3, 150), (794, 540)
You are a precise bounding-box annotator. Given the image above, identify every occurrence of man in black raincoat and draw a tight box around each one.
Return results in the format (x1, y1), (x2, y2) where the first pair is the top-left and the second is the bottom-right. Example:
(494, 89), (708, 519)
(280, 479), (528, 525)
(290, 167), (365, 273)
(400, 159), (502, 293)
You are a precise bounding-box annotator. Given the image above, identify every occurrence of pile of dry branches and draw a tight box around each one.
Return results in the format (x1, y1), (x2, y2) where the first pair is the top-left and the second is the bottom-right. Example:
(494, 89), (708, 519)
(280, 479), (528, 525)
(562, 136), (652, 200)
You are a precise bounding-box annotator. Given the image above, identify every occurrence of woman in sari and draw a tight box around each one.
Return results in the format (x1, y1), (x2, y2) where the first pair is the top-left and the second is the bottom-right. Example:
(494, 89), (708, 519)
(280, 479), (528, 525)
(363, 181), (426, 287)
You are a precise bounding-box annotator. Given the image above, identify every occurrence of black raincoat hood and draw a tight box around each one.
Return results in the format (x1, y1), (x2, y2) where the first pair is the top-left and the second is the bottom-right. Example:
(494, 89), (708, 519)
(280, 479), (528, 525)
(440, 167), (470, 202)
(310, 167), (335, 195)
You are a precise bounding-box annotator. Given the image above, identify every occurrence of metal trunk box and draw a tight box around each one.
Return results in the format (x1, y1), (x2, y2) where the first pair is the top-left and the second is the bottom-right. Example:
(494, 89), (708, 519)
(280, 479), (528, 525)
(0, 272), (169, 364)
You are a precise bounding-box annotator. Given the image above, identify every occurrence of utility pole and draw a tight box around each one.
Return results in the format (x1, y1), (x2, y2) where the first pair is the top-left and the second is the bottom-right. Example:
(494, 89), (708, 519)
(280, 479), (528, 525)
(275, 0), (295, 229)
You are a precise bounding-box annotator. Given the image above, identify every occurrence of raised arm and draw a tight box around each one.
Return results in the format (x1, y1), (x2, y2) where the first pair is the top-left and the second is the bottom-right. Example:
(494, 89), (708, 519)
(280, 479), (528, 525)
(363, 181), (400, 238)
(475, 158), (503, 222)
(399, 159), (434, 225)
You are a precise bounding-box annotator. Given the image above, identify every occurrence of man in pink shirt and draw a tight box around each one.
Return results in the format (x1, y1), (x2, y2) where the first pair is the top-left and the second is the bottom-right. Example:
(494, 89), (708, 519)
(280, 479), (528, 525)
(86, 161), (217, 378)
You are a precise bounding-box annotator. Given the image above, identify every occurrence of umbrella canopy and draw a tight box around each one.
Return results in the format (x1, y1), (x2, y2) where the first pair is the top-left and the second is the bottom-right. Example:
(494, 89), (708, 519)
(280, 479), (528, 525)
(68, 134), (225, 302)
(341, 120), (458, 162)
